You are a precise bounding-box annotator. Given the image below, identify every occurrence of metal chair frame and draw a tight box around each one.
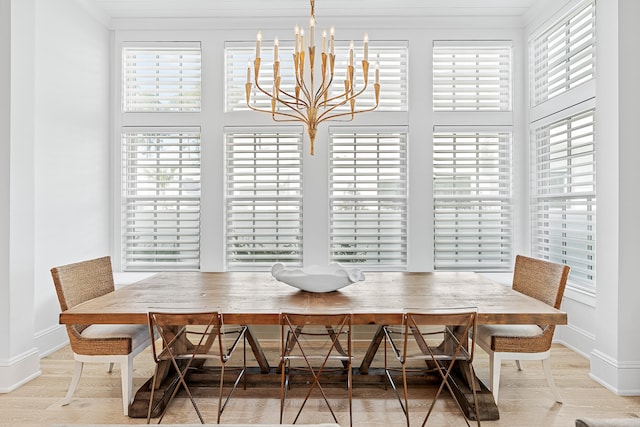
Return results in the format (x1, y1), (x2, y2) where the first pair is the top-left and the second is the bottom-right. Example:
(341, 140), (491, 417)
(146, 311), (247, 424)
(383, 308), (481, 427)
(279, 312), (353, 427)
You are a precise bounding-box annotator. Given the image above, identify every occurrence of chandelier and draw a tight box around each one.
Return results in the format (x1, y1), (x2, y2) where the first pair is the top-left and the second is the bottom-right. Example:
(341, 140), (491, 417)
(245, 0), (380, 155)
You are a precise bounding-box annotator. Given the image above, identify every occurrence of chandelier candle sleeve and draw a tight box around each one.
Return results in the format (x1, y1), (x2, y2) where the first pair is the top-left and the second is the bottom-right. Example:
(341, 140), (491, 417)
(245, 0), (380, 155)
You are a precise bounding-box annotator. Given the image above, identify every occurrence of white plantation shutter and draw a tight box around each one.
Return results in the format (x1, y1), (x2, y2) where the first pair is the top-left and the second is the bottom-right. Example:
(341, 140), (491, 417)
(532, 109), (595, 287)
(530, 0), (595, 106)
(329, 128), (407, 267)
(225, 42), (297, 113)
(121, 128), (201, 270)
(328, 42), (409, 112)
(433, 129), (512, 270)
(433, 41), (511, 111)
(122, 43), (201, 112)
(226, 41), (408, 112)
(225, 128), (304, 268)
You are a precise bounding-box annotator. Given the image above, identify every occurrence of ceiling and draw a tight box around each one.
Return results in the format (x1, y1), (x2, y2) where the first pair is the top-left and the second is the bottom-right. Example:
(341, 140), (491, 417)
(79, 0), (550, 20)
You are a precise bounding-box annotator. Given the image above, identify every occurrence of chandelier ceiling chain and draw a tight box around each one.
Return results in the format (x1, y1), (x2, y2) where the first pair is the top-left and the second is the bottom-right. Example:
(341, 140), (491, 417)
(245, 0), (380, 155)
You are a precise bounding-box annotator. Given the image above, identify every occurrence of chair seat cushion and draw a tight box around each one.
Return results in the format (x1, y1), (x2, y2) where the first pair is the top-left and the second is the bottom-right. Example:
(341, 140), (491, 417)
(81, 324), (149, 348)
(476, 324), (544, 351)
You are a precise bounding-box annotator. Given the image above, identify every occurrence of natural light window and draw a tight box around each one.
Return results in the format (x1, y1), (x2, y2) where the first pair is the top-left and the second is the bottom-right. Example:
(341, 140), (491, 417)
(329, 128), (408, 267)
(531, 109), (595, 287)
(225, 129), (304, 269)
(530, 0), (595, 106)
(122, 43), (201, 112)
(433, 129), (512, 270)
(433, 41), (512, 111)
(121, 128), (201, 270)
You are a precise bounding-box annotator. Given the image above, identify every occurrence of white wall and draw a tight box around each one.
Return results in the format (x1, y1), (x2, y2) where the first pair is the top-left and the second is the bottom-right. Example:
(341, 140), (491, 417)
(32, 0), (112, 355)
(0, 0), (40, 393)
(590, 0), (640, 395)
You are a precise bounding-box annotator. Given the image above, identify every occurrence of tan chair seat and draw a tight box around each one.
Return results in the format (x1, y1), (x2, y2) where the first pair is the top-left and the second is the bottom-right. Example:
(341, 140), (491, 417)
(82, 324), (148, 342)
(476, 324), (544, 349)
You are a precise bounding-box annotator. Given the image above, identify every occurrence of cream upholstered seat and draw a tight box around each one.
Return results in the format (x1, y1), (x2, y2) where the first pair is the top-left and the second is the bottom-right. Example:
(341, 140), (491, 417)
(476, 255), (570, 403)
(51, 256), (152, 416)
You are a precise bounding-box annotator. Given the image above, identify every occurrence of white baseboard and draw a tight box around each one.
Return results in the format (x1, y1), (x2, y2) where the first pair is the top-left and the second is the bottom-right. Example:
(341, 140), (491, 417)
(34, 324), (69, 357)
(0, 348), (41, 393)
(590, 349), (640, 396)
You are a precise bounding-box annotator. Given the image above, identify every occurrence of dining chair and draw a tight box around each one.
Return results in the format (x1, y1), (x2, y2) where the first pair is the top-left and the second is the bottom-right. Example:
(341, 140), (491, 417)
(475, 255), (570, 403)
(279, 311), (353, 427)
(51, 256), (152, 416)
(383, 308), (481, 427)
(146, 310), (247, 424)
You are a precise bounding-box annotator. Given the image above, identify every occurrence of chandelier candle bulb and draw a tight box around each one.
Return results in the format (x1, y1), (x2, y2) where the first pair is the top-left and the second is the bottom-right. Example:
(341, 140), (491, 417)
(256, 31), (262, 58)
(349, 40), (354, 66)
(364, 33), (369, 61)
(274, 37), (279, 62)
(309, 16), (315, 47)
(330, 27), (335, 55)
(322, 30), (326, 54)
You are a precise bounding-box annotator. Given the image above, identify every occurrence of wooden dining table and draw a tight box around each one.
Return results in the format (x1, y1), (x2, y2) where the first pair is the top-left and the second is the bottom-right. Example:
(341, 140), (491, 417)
(59, 270), (567, 420)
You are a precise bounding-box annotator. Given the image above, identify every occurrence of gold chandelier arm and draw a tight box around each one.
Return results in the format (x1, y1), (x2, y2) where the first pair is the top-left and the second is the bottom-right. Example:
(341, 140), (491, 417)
(276, 89), (310, 109)
(317, 101), (379, 125)
(245, 101), (310, 124)
(316, 79), (373, 122)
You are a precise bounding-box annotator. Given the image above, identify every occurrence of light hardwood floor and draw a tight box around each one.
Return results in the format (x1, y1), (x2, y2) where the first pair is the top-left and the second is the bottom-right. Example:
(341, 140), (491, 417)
(2, 341), (640, 426)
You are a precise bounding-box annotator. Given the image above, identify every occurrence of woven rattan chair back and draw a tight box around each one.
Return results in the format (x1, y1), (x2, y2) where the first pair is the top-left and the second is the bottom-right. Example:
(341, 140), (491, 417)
(51, 256), (117, 349)
(384, 308), (480, 427)
(280, 312), (353, 427)
(513, 254), (570, 311)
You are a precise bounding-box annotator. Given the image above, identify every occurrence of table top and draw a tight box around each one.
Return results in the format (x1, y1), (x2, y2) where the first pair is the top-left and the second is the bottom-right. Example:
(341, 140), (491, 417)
(58, 271), (567, 326)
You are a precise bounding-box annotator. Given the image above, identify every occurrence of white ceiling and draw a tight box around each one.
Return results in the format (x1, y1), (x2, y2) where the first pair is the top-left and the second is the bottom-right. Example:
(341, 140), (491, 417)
(79, 0), (548, 20)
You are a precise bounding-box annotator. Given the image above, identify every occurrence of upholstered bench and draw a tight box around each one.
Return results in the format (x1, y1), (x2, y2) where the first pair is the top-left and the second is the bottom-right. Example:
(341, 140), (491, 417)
(576, 419), (640, 427)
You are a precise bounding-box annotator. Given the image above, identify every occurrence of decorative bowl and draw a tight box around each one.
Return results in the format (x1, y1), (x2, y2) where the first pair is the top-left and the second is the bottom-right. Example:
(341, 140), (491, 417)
(271, 263), (365, 293)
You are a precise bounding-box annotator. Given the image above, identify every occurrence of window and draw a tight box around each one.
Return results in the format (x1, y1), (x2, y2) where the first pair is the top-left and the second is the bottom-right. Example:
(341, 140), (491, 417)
(120, 42), (202, 271)
(432, 40), (513, 270)
(531, 109), (595, 287)
(529, 0), (596, 288)
(225, 129), (304, 269)
(433, 41), (512, 111)
(530, 0), (595, 106)
(121, 128), (201, 270)
(433, 129), (512, 270)
(122, 43), (201, 112)
(225, 41), (409, 112)
(329, 128), (408, 267)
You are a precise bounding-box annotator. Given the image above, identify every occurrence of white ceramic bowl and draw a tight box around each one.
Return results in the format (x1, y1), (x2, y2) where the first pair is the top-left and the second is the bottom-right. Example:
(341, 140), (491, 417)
(271, 263), (365, 293)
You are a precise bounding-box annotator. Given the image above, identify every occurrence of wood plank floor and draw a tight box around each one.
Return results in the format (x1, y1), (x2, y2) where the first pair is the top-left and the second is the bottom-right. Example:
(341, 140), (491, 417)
(2, 340), (640, 426)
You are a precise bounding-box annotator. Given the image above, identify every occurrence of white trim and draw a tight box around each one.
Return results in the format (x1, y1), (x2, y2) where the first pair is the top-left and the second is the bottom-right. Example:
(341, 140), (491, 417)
(0, 348), (41, 393)
(590, 350), (640, 396)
